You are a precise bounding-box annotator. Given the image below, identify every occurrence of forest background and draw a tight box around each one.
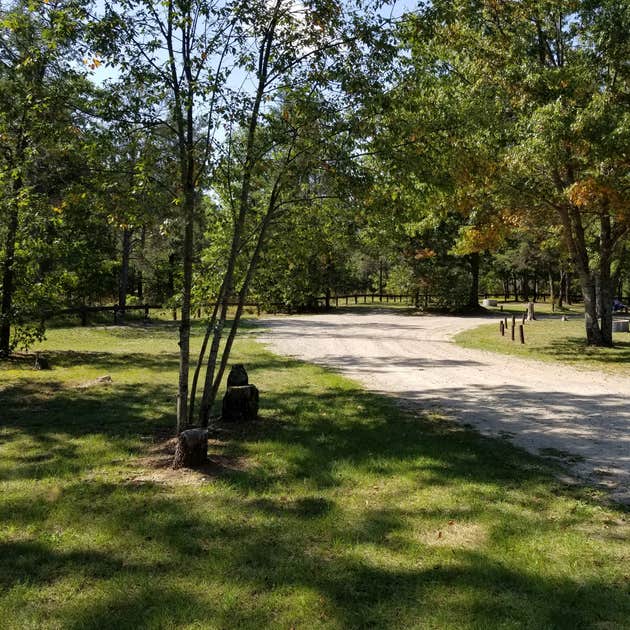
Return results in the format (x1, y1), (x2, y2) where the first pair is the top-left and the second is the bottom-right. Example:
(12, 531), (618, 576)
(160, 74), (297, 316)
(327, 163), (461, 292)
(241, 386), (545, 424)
(1, 0), (628, 430)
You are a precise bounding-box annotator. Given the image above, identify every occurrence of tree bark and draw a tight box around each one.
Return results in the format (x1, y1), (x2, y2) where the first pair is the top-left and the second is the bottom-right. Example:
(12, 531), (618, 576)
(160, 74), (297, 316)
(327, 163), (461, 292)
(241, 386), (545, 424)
(172, 428), (208, 469)
(467, 252), (480, 307)
(117, 227), (132, 323)
(598, 211), (614, 346)
(0, 202), (19, 357)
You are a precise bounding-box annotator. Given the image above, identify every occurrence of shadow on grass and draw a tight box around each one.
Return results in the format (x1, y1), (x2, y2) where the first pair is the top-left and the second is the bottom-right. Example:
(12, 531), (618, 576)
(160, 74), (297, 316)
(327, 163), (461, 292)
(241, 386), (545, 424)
(2, 348), (629, 627)
(2, 472), (628, 628)
(542, 335), (630, 365)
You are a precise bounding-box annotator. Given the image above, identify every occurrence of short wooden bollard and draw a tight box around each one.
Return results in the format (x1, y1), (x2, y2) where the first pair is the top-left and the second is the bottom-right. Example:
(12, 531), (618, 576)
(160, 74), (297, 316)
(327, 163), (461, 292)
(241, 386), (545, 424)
(519, 324), (525, 344)
(500, 321), (505, 336)
(511, 323), (515, 341)
(504, 317), (508, 329)
(521, 313), (526, 325)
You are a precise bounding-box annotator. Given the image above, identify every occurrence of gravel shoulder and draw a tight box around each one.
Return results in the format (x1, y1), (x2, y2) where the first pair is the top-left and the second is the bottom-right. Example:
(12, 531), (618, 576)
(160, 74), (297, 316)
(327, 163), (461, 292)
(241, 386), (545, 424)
(257, 309), (630, 504)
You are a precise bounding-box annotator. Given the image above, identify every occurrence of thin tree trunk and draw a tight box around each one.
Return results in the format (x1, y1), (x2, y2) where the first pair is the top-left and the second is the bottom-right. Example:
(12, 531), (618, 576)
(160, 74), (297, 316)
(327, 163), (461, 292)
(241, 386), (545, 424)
(598, 211), (614, 346)
(118, 227), (132, 323)
(468, 252), (480, 307)
(188, 279), (225, 425)
(198, 3), (281, 427)
(0, 201), (19, 357)
(209, 187), (279, 405)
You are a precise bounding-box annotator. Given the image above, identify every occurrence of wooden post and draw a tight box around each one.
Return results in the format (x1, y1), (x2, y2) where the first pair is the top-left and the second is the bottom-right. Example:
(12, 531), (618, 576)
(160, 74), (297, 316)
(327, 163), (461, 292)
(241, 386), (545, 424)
(511, 322), (515, 341)
(354, 295), (358, 304)
(519, 324), (525, 344)
(521, 312), (526, 325)
(172, 307), (177, 320)
(80, 307), (87, 327)
(345, 296), (349, 305)
(144, 305), (149, 321)
(504, 317), (508, 329)
(499, 321), (505, 336)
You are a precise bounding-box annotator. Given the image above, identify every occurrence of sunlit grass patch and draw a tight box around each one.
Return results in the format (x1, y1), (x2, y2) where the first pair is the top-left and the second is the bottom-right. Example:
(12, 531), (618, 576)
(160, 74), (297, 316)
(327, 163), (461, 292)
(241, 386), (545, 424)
(455, 316), (630, 375)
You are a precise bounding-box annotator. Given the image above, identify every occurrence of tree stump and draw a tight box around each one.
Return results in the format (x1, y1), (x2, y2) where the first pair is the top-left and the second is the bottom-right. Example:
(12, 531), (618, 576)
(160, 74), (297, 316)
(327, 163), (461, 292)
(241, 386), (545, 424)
(34, 353), (50, 370)
(172, 428), (208, 469)
(227, 364), (248, 387)
(526, 302), (536, 321)
(222, 385), (259, 422)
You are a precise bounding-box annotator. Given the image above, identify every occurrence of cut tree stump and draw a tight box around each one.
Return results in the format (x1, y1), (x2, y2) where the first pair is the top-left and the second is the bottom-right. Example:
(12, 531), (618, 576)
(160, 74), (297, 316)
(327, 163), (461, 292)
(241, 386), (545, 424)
(33, 353), (50, 370)
(222, 384), (259, 422)
(227, 364), (249, 387)
(172, 428), (208, 469)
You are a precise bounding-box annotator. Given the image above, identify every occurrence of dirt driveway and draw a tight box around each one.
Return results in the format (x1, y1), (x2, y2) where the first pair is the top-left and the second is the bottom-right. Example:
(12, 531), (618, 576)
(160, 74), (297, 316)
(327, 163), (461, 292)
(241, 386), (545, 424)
(257, 309), (630, 504)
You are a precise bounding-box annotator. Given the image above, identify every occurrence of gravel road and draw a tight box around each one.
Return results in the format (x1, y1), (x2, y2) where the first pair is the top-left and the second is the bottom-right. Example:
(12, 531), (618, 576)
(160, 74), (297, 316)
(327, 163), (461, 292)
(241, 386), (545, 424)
(257, 309), (630, 504)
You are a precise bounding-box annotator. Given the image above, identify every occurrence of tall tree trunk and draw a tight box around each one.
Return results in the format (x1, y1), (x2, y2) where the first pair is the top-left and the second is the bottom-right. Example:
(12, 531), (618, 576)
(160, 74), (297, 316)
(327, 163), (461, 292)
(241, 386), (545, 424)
(208, 184), (280, 406)
(137, 226), (146, 300)
(512, 273), (519, 302)
(598, 212), (614, 346)
(0, 200), (19, 357)
(558, 269), (565, 308)
(118, 227), (132, 322)
(521, 272), (530, 302)
(556, 202), (605, 345)
(467, 252), (479, 307)
(177, 206), (194, 432)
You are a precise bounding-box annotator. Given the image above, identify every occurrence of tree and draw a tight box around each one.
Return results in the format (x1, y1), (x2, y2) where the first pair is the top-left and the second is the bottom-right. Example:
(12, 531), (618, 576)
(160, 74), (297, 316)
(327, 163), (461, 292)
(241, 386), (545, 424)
(0, 0), (94, 355)
(404, 0), (630, 345)
(94, 0), (387, 432)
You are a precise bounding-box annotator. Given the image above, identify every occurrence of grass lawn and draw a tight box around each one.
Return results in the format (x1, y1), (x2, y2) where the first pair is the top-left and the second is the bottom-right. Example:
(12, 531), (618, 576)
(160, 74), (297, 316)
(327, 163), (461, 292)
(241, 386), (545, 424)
(455, 314), (630, 376)
(1, 322), (629, 629)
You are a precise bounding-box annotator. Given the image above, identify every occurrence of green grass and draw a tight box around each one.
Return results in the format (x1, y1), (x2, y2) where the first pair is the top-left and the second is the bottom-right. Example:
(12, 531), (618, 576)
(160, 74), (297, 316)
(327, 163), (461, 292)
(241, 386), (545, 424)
(480, 300), (585, 317)
(1, 322), (629, 629)
(455, 315), (630, 375)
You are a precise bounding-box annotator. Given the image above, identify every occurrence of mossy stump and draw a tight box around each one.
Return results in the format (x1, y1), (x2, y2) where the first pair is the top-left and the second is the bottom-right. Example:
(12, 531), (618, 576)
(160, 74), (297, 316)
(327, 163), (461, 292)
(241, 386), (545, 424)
(222, 385), (259, 422)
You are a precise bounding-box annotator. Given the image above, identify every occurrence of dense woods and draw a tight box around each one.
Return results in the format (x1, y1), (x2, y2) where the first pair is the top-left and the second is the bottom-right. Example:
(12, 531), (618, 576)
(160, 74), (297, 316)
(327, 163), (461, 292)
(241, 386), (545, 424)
(1, 0), (629, 423)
